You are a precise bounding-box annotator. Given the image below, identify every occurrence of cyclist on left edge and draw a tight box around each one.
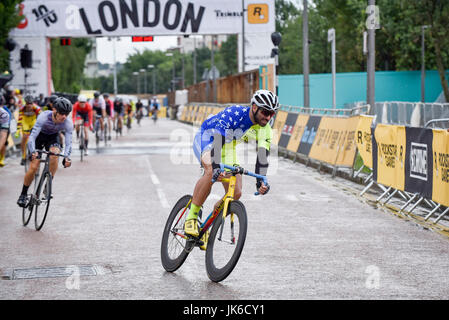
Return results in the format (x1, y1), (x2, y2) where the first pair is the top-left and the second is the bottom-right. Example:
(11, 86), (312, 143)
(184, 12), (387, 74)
(17, 97), (73, 208)
(16, 95), (41, 165)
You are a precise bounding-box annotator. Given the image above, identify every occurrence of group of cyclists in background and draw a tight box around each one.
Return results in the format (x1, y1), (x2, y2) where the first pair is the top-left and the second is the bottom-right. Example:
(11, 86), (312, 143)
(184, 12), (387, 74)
(0, 88), (160, 164)
(72, 92), (160, 156)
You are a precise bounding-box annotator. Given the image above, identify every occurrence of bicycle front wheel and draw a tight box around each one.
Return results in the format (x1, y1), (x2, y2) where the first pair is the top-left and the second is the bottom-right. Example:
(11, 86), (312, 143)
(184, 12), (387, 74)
(205, 201), (247, 282)
(79, 130), (84, 162)
(22, 172), (37, 226)
(161, 194), (195, 272)
(34, 172), (52, 231)
(104, 123), (108, 147)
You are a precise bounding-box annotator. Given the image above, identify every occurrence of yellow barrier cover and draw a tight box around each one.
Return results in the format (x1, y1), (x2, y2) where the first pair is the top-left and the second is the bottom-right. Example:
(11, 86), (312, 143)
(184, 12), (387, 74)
(308, 116), (360, 167)
(374, 124), (406, 191)
(356, 115), (375, 169)
(286, 114), (310, 153)
(432, 129), (449, 207)
(272, 111), (288, 145)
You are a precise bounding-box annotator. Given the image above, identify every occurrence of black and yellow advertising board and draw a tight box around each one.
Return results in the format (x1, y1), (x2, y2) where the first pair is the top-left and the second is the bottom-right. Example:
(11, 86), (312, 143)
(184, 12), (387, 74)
(372, 124), (406, 191)
(308, 116), (360, 167)
(297, 116), (322, 156)
(432, 129), (449, 207)
(286, 114), (310, 153)
(404, 127), (433, 199)
(372, 124), (449, 207)
(278, 112), (299, 148)
(272, 110), (289, 145)
(355, 115), (375, 169)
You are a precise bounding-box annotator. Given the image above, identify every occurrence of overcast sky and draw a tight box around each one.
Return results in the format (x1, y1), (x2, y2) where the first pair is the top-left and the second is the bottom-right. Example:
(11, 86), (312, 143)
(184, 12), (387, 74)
(96, 36), (178, 64)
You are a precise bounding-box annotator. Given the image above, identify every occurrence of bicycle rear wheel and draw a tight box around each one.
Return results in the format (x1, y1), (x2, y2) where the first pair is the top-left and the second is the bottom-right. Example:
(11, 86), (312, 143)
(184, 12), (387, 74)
(79, 129), (84, 162)
(34, 172), (52, 231)
(104, 122), (108, 147)
(161, 194), (195, 272)
(22, 170), (38, 226)
(205, 201), (247, 282)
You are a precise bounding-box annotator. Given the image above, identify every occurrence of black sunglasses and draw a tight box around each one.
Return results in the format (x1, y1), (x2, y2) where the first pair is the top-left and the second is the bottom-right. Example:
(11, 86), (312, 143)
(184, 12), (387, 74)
(260, 108), (275, 117)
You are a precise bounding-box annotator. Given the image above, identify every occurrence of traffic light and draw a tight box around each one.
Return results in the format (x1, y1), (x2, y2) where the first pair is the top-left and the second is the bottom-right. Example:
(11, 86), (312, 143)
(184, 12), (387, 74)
(60, 38), (71, 46)
(132, 36), (154, 42)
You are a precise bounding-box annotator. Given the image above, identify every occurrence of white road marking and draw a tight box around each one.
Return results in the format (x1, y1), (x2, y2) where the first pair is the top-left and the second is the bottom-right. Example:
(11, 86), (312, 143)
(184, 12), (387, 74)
(156, 188), (170, 208)
(150, 173), (160, 185)
(146, 157), (169, 208)
(285, 194), (299, 201)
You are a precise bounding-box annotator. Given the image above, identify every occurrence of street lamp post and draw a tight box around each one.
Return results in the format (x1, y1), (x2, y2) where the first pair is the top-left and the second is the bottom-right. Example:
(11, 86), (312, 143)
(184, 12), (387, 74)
(271, 32), (282, 97)
(366, 0), (379, 114)
(165, 52), (174, 92)
(421, 25), (430, 103)
(328, 28), (336, 109)
(193, 36), (197, 84)
(108, 37), (120, 95)
(211, 35), (216, 102)
(132, 71), (139, 94)
(241, 0), (246, 72)
(148, 64), (155, 95)
(140, 68), (146, 95)
(303, 0), (310, 108)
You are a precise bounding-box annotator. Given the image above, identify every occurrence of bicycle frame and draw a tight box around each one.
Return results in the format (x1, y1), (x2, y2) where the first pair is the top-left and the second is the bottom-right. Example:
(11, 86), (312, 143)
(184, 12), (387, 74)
(177, 164), (268, 242)
(198, 175), (236, 239)
(28, 150), (61, 205)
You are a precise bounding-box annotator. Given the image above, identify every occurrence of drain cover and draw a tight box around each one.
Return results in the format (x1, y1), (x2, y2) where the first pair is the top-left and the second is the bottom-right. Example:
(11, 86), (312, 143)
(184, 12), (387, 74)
(6, 265), (102, 280)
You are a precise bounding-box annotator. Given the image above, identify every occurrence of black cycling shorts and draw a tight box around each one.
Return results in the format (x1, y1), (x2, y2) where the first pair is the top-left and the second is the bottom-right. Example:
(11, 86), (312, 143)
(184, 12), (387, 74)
(35, 132), (61, 152)
(76, 112), (90, 125)
(93, 106), (103, 115)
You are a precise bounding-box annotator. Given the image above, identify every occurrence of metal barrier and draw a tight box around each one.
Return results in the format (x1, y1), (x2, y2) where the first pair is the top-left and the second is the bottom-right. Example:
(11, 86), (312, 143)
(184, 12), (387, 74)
(346, 101), (449, 128)
(280, 104), (370, 117)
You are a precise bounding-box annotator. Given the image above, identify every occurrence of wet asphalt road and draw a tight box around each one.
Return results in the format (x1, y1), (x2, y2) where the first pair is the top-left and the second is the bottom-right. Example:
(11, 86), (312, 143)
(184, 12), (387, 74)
(1, 116), (449, 300)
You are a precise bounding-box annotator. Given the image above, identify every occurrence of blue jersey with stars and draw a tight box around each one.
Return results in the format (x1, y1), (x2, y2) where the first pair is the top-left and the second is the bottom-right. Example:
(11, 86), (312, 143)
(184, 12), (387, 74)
(198, 105), (254, 151)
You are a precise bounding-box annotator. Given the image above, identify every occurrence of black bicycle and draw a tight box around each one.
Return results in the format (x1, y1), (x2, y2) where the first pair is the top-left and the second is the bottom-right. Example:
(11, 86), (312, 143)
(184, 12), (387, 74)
(76, 119), (85, 162)
(136, 108), (143, 126)
(22, 149), (67, 231)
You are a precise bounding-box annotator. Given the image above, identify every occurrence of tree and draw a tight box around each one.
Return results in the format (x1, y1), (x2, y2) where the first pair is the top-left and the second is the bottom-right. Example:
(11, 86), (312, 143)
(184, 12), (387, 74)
(0, 0), (22, 72)
(51, 38), (91, 93)
(215, 35), (238, 76)
(417, 0), (449, 101)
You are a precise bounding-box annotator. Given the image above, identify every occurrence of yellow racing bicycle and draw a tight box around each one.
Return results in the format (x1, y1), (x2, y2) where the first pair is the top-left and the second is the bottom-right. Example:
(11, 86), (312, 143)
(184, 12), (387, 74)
(160, 163), (269, 282)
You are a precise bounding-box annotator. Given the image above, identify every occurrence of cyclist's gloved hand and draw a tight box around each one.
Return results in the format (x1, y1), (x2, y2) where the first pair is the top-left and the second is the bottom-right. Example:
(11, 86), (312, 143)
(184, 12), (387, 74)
(212, 167), (222, 183)
(62, 157), (72, 168)
(256, 178), (270, 195)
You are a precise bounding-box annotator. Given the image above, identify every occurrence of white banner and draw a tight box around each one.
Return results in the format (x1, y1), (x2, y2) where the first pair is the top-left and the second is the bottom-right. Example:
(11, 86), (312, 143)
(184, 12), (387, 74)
(10, 37), (51, 96)
(238, 32), (275, 72)
(11, 0), (275, 37)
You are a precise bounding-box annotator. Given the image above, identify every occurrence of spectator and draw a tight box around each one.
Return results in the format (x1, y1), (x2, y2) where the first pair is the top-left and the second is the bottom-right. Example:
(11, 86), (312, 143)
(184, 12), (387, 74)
(37, 93), (46, 108)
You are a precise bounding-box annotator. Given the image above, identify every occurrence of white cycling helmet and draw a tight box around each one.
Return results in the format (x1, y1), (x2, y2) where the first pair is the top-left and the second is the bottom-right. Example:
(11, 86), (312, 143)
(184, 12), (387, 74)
(78, 94), (87, 102)
(251, 90), (279, 111)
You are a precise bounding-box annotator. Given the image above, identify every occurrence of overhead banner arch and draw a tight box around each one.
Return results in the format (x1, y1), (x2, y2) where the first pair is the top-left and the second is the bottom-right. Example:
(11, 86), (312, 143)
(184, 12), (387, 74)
(9, 0), (275, 96)
(11, 0), (275, 37)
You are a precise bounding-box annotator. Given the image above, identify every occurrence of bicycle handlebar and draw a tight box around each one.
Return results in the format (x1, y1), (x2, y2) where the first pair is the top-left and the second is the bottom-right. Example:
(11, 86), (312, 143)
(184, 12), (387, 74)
(35, 149), (67, 158)
(212, 163), (269, 196)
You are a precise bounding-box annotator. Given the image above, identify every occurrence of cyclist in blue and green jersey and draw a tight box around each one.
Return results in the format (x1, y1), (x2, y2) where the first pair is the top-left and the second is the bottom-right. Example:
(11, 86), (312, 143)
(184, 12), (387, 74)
(187, 90), (280, 245)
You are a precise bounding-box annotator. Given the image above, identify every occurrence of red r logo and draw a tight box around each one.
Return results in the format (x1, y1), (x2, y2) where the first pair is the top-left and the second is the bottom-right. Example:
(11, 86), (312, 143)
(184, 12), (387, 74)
(17, 3), (28, 29)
